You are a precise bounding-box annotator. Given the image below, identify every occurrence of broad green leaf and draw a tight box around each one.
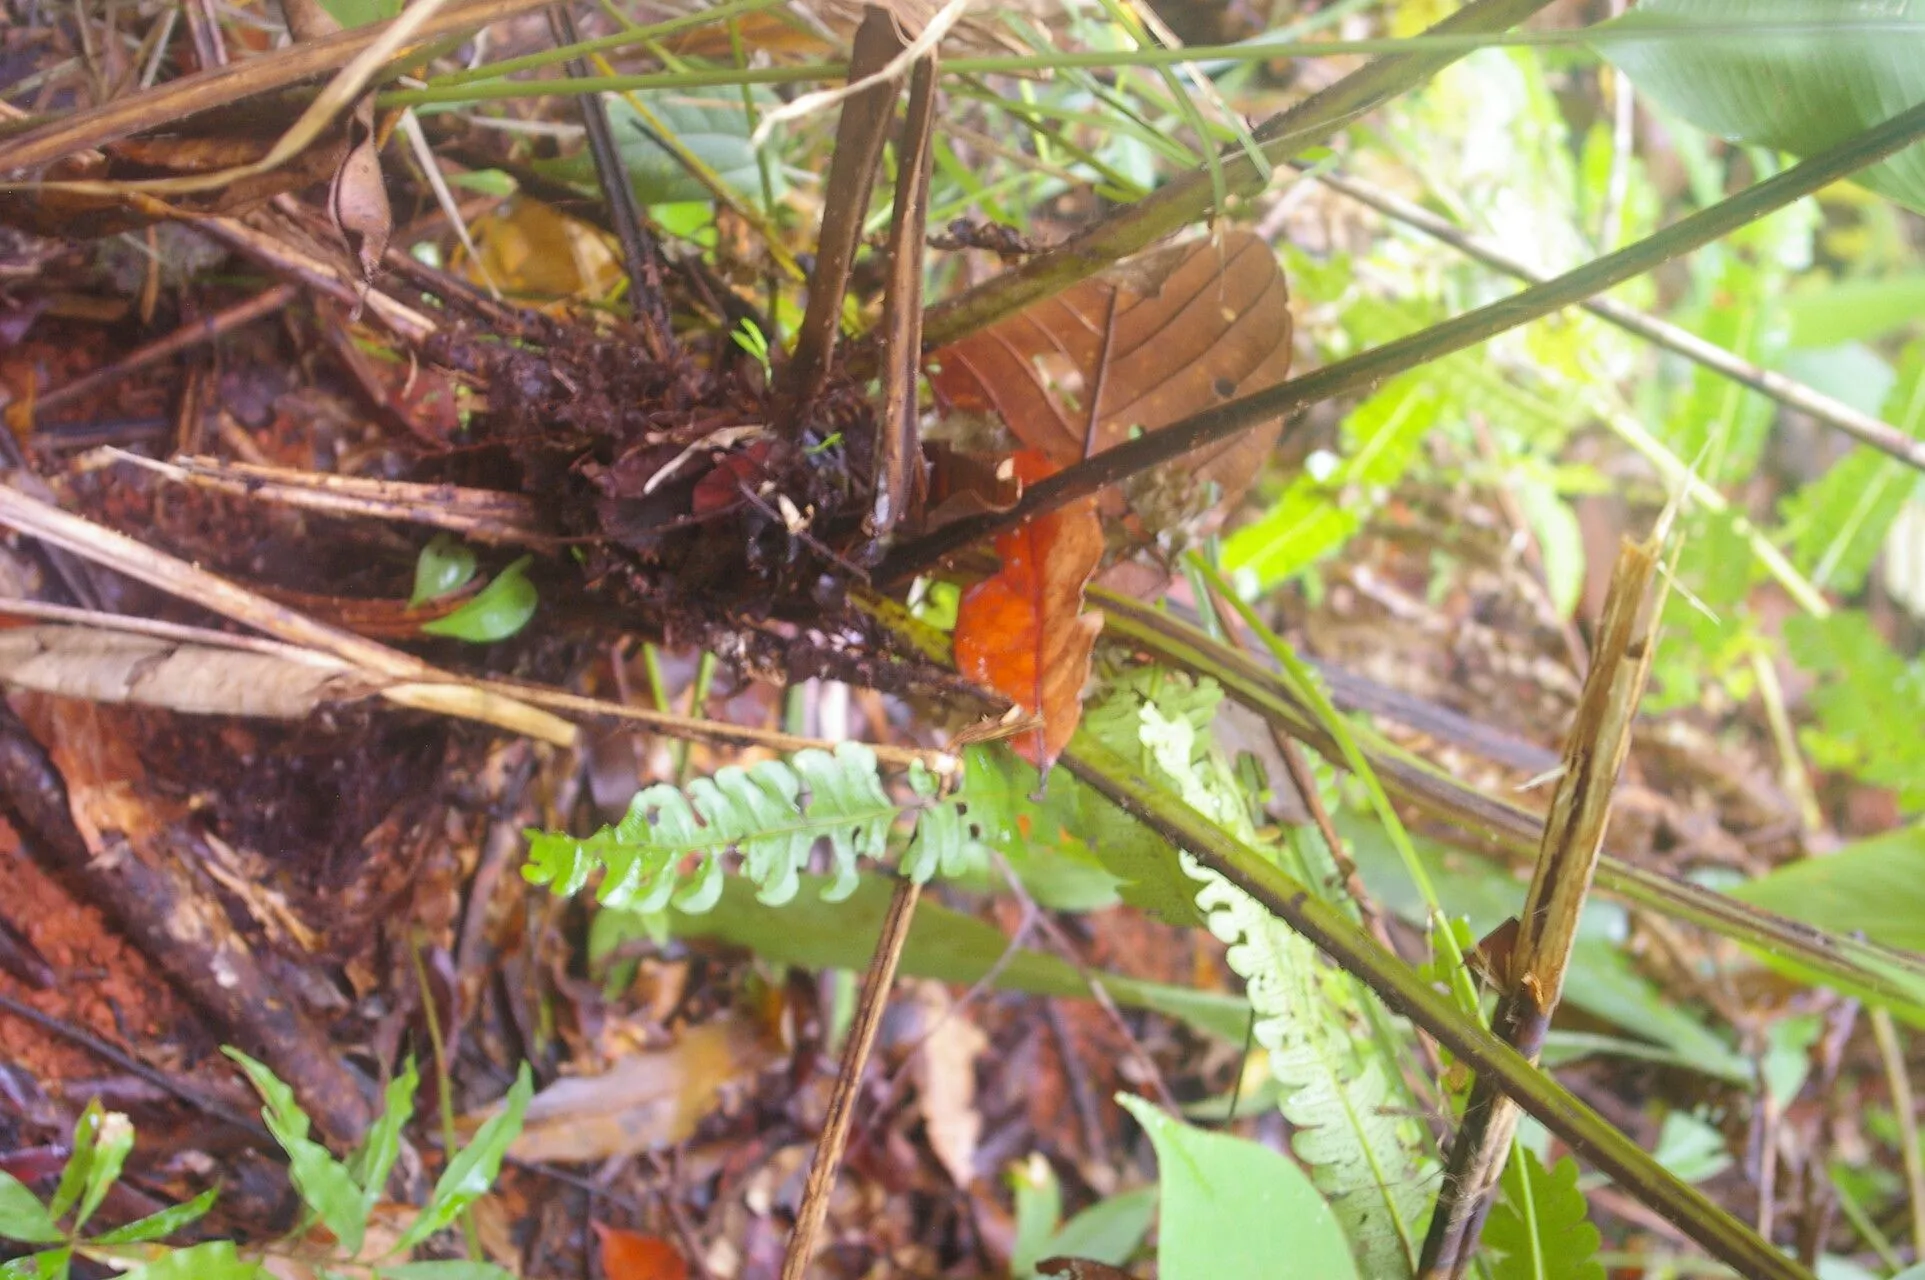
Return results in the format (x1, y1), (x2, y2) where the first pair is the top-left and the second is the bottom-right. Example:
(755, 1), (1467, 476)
(118, 1241), (262, 1280)
(0, 1246), (71, 1279)
(1601, 0), (1925, 213)
(1117, 1095), (1361, 1280)
(1482, 1148), (1605, 1280)
(88, 1188), (219, 1245)
(223, 1050), (368, 1258)
(420, 557), (537, 643)
(351, 1060), (420, 1220)
(534, 91), (788, 206)
(375, 1264), (518, 1279)
(1785, 275), (1925, 348)
(73, 1111), (133, 1230)
(664, 873), (1249, 1042)
(392, 1064), (532, 1254)
(0, 1172), (63, 1244)
(410, 535), (478, 607)
(1732, 825), (1925, 952)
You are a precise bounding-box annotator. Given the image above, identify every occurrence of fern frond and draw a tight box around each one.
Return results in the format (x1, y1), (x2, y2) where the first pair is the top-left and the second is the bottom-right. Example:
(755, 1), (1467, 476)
(1091, 673), (1436, 1279)
(524, 743), (981, 911)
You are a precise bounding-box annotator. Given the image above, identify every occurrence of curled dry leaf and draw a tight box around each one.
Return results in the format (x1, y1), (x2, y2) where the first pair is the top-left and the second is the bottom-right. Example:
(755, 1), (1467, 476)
(926, 229), (1292, 521)
(594, 1222), (690, 1280)
(952, 451), (1104, 771)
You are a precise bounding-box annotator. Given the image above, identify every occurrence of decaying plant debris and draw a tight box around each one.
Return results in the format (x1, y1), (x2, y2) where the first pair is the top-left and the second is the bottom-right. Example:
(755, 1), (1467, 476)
(2, 0), (1924, 1278)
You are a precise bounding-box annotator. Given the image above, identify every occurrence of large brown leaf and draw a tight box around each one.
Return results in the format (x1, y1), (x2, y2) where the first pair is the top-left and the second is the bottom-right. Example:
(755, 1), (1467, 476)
(952, 451), (1103, 771)
(925, 230), (1292, 512)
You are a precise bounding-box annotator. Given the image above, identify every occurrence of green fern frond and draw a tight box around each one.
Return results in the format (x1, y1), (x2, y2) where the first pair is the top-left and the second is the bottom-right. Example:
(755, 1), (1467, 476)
(1091, 672), (1436, 1279)
(523, 743), (981, 911)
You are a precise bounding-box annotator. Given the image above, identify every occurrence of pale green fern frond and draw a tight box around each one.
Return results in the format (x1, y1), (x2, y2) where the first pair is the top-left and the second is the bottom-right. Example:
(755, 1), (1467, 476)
(1090, 672), (1436, 1279)
(524, 743), (981, 911)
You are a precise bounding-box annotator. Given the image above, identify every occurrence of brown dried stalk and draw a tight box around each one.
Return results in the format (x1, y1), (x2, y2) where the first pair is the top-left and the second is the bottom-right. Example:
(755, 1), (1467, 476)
(1417, 532), (1670, 1278)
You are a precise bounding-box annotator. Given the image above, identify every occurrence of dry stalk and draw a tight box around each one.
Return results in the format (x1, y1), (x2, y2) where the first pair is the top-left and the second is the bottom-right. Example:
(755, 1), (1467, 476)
(1417, 532), (1671, 1279)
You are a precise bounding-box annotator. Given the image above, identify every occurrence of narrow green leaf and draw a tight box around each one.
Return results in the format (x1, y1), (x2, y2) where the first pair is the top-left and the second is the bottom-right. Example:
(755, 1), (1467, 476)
(410, 535), (478, 607)
(73, 1111), (133, 1231)
(1009, 1157), (1065, 1279)
(1118, 1095), (1361, 1280)
(118, 1240), (263, 1280)
(0, 1245), (71, 1279)
(1044, 1185), (1157, 1271)
(375, 1263), (518, 1279)
(87, 1187), (219, 1246)
(47, 1103), (101, 1221)
(420, 557), (537, 642)
(1731, 824), (1925, 952)
(1483, 1148), (1606, 1280)
(223, 1050), (368, 1258)
(0, 1172), (64, 1244)
(392, 1064), (532, 1254)
(351, 1059), (420, 1219)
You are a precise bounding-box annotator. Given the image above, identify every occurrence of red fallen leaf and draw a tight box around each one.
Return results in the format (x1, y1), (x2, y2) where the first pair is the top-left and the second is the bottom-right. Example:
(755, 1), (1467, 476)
(593, 1222), (689, 1280)
(953, 450), (1104, 771)
(925, 230), (1292, 520)
(691, 440), (775, 517)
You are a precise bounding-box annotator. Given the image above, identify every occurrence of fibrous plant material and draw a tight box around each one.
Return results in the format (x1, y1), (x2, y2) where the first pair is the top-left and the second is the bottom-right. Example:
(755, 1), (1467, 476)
(1419, 533), (1669, 1278)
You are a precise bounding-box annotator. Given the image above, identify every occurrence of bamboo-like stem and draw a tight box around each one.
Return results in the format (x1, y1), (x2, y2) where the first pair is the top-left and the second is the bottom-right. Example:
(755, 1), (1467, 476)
(1058, 734), (1811, 1280)
(1419, 535), (1668, 1278)
(1088, 588), (1925, 1021)
(1314, 167), (1925, 472)
(880, 97), (1925, 580)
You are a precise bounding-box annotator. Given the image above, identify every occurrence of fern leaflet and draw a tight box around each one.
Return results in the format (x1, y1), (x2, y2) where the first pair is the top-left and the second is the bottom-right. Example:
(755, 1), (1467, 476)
(524, 743), (981, 912)
(1484, 1147), (1606, 1280)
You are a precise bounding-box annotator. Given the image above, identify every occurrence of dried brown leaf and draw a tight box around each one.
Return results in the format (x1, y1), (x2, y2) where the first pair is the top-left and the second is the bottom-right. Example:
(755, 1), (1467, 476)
(926, 230), (1292, 515)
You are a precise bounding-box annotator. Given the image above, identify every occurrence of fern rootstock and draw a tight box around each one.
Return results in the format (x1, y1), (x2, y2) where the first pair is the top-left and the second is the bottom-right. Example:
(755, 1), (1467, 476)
(523, 742), (979, 912)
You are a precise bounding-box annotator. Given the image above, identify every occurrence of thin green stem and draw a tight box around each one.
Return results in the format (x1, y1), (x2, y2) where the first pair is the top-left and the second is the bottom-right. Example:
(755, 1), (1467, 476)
(429, 0), (787, 87)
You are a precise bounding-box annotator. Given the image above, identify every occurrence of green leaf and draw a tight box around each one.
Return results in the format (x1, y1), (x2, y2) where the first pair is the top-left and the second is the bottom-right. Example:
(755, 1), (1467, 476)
(664, 873), (1249, 1042)
(392, 1064), (532, 1254)
(223, 1050), (368, 1258)
(0, 1246), (71, 1279)
(0, 1172), (64, 1244)
(351, 1059), (420, 1220)
(46, 1103), (99, 1222)
(420, 557), (537, 643)
(1044, 1186), (1157, 1272)
(410, 535), (478, 607)
(1732, 824), (1925, 952)
(1601, 0), (1925, 213)
(317, 0), (399, 26)
(534, 91), (788, 206)
(118, 1241), (262, 1280)
(1785, 276), (1925, 348)
(1117, 1095), (1361, 1280)
(72, 1110), (133, 1231)
(1784, 611), (1925, 811)
(526, 742), (905, 912)
(375, 1264), (518, 1279)
(1482, 1148), (1606, 1280)
(88, 1187), (219, 1246)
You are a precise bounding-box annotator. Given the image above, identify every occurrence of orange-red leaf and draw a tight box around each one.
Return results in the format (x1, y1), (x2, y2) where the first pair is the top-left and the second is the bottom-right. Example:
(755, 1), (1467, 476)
(593, 1222), (689, 1280)
(926, 230), (1292, 515)
(953, 451), (1104, 770)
